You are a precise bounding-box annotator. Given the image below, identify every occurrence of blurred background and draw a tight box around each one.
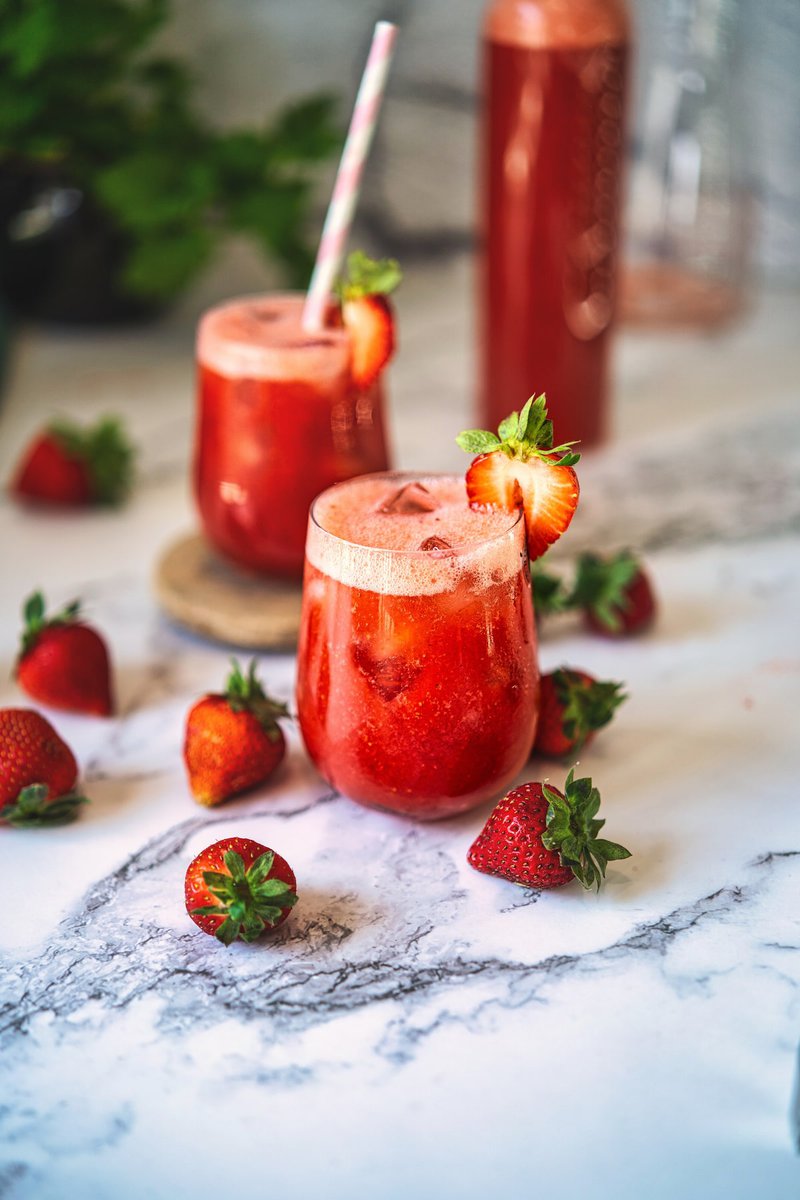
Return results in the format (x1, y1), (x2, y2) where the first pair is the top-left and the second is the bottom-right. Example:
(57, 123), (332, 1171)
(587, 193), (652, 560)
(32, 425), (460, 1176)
(1, 0), (798, 333)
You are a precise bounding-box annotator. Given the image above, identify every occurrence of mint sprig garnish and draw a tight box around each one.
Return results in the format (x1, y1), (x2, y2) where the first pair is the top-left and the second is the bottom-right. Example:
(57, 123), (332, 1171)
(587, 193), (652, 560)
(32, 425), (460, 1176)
(541, 769), (631, 890)
(191, 849), (298, 945)
(456, 394), (580, 466)
(337, 250), (402, 301)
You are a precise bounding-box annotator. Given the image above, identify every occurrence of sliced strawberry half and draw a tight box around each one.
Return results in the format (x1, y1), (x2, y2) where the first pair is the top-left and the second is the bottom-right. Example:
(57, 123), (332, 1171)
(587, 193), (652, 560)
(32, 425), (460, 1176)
(342, 293), (395, 388)
(457, 395), (580, 561)
(338, 250), (402, 388)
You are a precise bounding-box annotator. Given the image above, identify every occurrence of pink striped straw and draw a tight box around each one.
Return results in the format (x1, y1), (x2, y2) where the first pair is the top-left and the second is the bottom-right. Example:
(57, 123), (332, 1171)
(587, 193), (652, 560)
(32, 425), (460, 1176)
(302, 20), (398, 332)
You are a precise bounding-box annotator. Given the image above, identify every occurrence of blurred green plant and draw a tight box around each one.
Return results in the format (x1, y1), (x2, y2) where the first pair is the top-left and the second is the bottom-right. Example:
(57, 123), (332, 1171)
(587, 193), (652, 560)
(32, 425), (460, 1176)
(0, 0), (340, 299)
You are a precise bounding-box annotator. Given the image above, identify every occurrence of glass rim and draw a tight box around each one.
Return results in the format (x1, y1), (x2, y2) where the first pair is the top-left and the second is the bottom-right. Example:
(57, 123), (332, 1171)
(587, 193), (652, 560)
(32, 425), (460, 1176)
(308, 470), (526, 560)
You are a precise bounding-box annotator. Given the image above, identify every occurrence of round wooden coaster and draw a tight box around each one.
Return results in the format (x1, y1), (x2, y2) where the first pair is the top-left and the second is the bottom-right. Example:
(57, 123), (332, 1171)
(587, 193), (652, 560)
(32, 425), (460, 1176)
(154, 533), (303, 651)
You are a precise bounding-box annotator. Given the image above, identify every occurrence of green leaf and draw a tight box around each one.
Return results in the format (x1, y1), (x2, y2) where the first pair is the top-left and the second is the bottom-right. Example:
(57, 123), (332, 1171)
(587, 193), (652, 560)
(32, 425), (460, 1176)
(570, 551), (642, 631)
(223, 851), (247, 883)
(455, 430), (501, 455)
(541, 772), (631, 890)
(215, 917), (241, 946)
(3, 784), (88, 828)
(121, 227), (214, 299)
(95, 154), (216, 232)
(593, 839), (632, 862)
(497, 411), (519, 441)
(267, 93), (341, 164)
(24, 591), (45, 625)
(246, 850), (276, 886)
(202, 870), (234, 892)
(253, 878), (292, 899)
(338, 250), (403, 299)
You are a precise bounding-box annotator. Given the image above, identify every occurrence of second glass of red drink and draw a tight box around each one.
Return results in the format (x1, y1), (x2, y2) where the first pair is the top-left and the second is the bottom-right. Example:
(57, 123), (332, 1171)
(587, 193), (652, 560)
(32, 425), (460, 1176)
(194, 292), (391, 578)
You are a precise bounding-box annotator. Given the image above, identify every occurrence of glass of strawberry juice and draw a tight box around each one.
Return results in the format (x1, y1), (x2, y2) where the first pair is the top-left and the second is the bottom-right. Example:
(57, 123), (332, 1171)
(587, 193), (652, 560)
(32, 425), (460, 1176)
(296, 473), (539, 819)
(194, 294), (390, 577)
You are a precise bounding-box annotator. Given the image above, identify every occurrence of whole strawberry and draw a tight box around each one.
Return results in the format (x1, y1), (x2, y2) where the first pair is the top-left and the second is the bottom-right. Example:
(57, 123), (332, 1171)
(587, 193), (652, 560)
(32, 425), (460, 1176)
(11, 416), (134, 507)
(457, 394), (580, 561)
(468, 769), (631, 890)
(16, 591), (115, 716)
(0, 708), (88, 827)
(338, 250), (402, 387)
(571, 550), (656, 637)
(534, 668), (626, 758)
(184, 659), (288, 806)
(185, 837), (298, 945)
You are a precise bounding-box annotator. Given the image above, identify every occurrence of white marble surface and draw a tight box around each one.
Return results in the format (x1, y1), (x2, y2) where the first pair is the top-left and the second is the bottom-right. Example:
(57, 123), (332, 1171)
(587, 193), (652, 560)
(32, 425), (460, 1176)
(1, 276), (800, 1199)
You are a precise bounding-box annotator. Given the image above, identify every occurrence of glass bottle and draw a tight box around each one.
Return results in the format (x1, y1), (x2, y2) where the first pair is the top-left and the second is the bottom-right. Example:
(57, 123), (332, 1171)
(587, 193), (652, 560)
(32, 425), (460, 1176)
(620, 0), (750, 328)
(479, 0), (631, 447)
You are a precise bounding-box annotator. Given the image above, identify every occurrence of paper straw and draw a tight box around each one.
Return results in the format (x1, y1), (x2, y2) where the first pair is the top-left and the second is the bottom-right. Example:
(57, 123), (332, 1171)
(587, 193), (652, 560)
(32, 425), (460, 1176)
(302, 20), (398, 332)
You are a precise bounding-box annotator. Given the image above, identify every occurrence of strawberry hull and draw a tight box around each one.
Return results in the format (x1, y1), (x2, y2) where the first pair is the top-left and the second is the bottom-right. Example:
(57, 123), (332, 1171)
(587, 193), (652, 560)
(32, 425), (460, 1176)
(296, 475), (540, 819)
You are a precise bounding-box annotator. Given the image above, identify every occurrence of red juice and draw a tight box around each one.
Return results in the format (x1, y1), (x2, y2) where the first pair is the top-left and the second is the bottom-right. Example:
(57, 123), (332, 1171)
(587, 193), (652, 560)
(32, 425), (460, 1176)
(480, 0), (630, 447)
(194, 294), (389, 577)
(296, 474), (539, 820)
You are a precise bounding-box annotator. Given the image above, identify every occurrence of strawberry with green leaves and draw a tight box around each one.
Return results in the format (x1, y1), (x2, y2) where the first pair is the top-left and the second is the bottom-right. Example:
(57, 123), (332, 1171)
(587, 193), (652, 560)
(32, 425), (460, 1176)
(16, 591), (115, 716)
(337, 250), (402, 387)
(184, 659), (289, 806)
(11, 416), (134, 508)
(0, 707), (88, 827)
(534, 668), (626, 758)
(185, 838), (298, 945)
(468, 769), (631, 891)
(530, 557), (570, 618)
(457, 394), (580, 560)
(572, 550), (656, 637)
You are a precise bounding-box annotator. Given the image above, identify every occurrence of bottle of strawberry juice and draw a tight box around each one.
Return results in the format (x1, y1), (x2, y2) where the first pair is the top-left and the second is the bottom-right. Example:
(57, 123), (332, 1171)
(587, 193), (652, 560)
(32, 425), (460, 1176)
(194, 294), (390, 577)
(296, 473), (539, 819)
(480, 0), (630, 447)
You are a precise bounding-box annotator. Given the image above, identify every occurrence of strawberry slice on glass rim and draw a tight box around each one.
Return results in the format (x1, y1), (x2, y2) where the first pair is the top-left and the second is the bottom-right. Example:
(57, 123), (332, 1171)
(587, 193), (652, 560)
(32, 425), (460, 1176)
(337, 250), (402, 387)
(456, 394), (580, 561)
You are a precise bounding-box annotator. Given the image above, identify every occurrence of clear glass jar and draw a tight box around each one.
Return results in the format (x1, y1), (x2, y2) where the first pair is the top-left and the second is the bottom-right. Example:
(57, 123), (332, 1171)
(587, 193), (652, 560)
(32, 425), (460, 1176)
(621, 0), (751, 327)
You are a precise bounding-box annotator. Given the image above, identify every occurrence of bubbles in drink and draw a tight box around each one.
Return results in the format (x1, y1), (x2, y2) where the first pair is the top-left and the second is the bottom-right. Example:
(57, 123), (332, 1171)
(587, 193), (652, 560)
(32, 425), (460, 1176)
(377, 482), (438, 515)
(419, 536), (452, 553)
(351, 643), (422, 702)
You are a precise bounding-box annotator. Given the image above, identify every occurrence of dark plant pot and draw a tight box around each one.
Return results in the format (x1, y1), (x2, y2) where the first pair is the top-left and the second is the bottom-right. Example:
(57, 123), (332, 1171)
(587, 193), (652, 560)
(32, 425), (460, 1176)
(0, 164), (164, 326)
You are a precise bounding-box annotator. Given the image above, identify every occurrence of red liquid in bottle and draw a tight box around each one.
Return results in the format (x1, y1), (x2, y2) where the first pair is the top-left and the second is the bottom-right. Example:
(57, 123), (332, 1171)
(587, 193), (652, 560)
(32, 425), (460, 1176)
(480, 1), (630, 447)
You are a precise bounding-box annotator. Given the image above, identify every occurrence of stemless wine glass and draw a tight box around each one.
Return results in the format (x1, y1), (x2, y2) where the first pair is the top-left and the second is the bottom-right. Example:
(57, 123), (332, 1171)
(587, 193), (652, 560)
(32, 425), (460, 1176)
(194, 293), (390, 578)
(296, 472), (540, 819)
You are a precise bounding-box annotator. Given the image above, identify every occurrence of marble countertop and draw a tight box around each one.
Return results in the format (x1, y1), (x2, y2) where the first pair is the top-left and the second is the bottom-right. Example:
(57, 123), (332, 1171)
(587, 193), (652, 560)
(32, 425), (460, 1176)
(1, 269), (799, 1199)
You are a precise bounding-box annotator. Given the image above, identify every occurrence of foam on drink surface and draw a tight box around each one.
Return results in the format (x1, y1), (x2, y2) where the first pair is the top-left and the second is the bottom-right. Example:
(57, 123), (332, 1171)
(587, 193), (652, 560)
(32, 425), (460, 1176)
(197, 293), (350, 383)
(306, 475), (525, 596)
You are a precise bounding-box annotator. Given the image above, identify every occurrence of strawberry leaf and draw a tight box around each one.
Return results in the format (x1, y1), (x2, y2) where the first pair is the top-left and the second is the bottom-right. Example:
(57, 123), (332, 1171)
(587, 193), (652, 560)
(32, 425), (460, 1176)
(540, 772), (631, 890)
(195, 846), (298, 944)
(457, 394), (580, 467)
(570, 551), (642, 632)
(3, 783), (88, 828)
(552, 670), (627, 750)
(338, 250), (402, 300)
(246, 850), (276, 885)
(497, 412), (519, 441)
(455, 430), (501, 455)
(224, 658), (289, 738)
(50, 416), (135, 506)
